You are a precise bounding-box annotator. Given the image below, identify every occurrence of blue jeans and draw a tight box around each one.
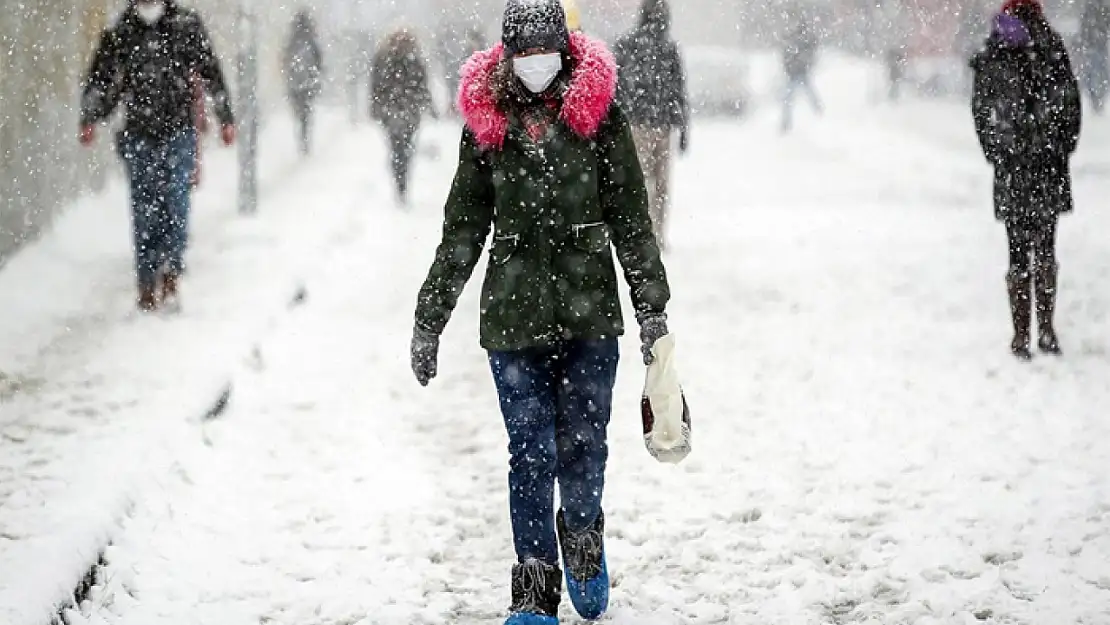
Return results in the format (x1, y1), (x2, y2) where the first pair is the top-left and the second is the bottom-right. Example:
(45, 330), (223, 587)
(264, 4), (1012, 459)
(488, 339), (619, 565)
(118, 128), (197, 289)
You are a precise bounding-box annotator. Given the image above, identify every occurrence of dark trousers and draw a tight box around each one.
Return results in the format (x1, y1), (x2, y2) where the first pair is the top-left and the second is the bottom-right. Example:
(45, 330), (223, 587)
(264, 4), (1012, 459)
(386, 122), (417, 200)
(1006, 214), (1058, 275)
(291, 92), (315, 155)
(118, 129), (197, 290)
(488, 339), (619, 565)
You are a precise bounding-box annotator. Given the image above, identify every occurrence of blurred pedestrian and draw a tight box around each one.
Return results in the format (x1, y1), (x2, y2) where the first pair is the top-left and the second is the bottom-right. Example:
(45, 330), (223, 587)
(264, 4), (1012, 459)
(780, 5), (823, 132)
(614, 0), (689, 250)
(370, 28), (435, 206)
(875, 0), (911, 101)
(970, 0), (1081, 359)
(1079, 0), (1110, 113)
(285, 10), (324, 155)
(79, 0), (235, 312)
(411, 0), (672, 622)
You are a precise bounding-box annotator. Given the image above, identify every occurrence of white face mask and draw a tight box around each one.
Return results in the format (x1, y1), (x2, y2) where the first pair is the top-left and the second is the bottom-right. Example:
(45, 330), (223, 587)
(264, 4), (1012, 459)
(513, 53), (563, 94)
(136, 1), (166, 25)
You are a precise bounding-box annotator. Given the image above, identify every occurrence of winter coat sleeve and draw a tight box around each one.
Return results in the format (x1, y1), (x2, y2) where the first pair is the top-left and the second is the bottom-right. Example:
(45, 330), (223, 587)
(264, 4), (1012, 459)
(414, 129), (495, 335)
(80, 28), (123, 126)
(1048, 42), (1082, 156)
(369, 51), (387, 120)
(596, 105), (671, 318)
(670, 43), (690, 137)
(188, 14), (235, 126)
(970, 52), (1000, 164)
(415, 57), (435, 116)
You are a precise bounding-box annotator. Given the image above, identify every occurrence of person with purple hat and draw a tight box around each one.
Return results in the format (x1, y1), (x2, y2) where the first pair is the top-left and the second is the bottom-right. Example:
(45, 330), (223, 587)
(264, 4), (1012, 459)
(970, 0), (1081, 360)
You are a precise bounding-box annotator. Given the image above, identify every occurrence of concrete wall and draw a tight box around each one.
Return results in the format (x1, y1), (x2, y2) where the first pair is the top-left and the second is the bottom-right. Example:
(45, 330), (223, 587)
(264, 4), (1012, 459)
(0, 0), (301, 268)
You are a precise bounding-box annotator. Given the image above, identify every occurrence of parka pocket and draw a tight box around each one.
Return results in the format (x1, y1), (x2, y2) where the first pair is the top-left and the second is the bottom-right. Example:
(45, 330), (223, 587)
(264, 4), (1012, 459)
(571, 222), (611, 254)
(489, 233), (520, 265)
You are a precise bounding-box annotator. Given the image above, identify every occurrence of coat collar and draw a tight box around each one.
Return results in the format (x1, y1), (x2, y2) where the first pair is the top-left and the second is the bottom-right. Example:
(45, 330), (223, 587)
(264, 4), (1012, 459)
(457, 31), (617, 151)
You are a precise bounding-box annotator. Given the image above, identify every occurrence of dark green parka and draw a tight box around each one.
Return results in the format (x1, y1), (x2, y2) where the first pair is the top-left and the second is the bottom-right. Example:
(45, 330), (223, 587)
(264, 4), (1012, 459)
(415, 32), (669, 352)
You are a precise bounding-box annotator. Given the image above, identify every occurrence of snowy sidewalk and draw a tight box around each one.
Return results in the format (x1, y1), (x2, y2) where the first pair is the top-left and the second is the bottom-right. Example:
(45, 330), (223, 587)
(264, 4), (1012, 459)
(0, 109), (410, 625)
(68, 83), (1110, 625)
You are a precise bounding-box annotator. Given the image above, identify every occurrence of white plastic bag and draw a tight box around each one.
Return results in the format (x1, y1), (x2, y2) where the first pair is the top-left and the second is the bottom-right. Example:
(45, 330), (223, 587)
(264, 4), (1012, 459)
(641, 333), (692, 464)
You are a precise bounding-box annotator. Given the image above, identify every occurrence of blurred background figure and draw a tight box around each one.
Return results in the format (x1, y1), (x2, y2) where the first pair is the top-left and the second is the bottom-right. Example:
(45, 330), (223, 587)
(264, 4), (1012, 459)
(875, 0), (911, 101)
(371, 28), (435, 207)
(970, 0), (1081, 360)
(79, 0), (236, 313)
(1079, 0), (1110, 113)
(562, 0), (583, 32)
(780, 4), (823, 133)
(284, 9), (324, 156)
(614, 0), (689, 251)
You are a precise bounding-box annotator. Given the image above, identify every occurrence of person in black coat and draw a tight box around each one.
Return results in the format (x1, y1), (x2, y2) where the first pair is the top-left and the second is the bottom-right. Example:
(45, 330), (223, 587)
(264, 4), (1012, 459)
(285, 10), (324, 155)
(970, 0), (1081, 359)
(370, 28), (435, 206)
(613, 0), (689, 250)
(79, 0), (236, 312)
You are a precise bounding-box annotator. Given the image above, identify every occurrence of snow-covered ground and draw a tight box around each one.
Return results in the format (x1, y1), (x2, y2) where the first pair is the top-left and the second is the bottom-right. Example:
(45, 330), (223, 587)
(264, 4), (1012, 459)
(6, 55), (1110, 625)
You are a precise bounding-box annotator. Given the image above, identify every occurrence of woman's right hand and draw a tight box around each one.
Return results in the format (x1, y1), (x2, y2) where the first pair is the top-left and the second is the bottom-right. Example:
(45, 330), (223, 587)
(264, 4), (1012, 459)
(411, 327), (440, 386)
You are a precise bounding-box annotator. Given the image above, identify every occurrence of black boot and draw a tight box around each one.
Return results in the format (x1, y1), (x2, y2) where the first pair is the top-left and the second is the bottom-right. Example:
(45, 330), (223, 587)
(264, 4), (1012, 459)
(507, 559), (561, 624)
(1007, 269), (1033, 361)
(1035, 263), (1061, 355)
(556, 510), (609, 620)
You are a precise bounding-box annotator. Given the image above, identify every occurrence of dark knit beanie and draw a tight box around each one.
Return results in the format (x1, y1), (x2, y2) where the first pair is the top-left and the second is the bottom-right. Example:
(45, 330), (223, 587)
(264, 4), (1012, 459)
(502, 0), (570, 56)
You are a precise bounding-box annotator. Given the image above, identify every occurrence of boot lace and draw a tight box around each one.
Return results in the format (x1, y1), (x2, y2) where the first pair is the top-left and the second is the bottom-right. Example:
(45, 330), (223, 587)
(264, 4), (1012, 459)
(563, 526), (603, 581)
(512, 559), (553, 613)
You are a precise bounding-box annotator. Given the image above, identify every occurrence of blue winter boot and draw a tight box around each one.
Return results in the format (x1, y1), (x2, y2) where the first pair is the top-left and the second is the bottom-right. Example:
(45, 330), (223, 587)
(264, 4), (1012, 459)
(557, 510), (609, 620)
(505, 559), (562, 625)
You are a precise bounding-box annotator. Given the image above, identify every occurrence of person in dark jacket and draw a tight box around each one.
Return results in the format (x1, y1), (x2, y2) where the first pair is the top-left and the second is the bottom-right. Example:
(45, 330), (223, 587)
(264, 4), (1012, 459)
(410, 1), (671, 622)
(781, 5), (823, 132)
(970, 0), (1081, 359)
(1079, 0), (1110, 113)
(285, 10), (324, 155)
(80, 0), (235, 312)
(370, 28), (435, 205)
(613, 0), (689, 251)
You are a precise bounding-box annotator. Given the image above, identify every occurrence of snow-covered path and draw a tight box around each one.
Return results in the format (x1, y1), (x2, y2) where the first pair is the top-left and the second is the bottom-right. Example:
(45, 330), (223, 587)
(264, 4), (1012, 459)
(73, 65), (1110, 625)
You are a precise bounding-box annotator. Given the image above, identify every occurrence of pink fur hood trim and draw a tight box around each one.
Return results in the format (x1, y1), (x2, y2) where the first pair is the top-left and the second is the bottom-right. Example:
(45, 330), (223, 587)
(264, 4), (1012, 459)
(456, 31), (618, 151)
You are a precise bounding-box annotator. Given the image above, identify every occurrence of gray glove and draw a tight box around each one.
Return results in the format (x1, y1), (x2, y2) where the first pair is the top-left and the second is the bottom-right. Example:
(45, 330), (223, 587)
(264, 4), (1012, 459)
(411, 327), (440, 386)
(638, 313), (669, 366)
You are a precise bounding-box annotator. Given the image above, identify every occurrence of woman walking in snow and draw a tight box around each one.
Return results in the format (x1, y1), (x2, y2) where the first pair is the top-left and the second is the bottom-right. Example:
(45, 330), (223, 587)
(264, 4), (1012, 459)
(970, 0), (1081, 359)
(410, 0), (671, 622)
(370, 28), (435, 205)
